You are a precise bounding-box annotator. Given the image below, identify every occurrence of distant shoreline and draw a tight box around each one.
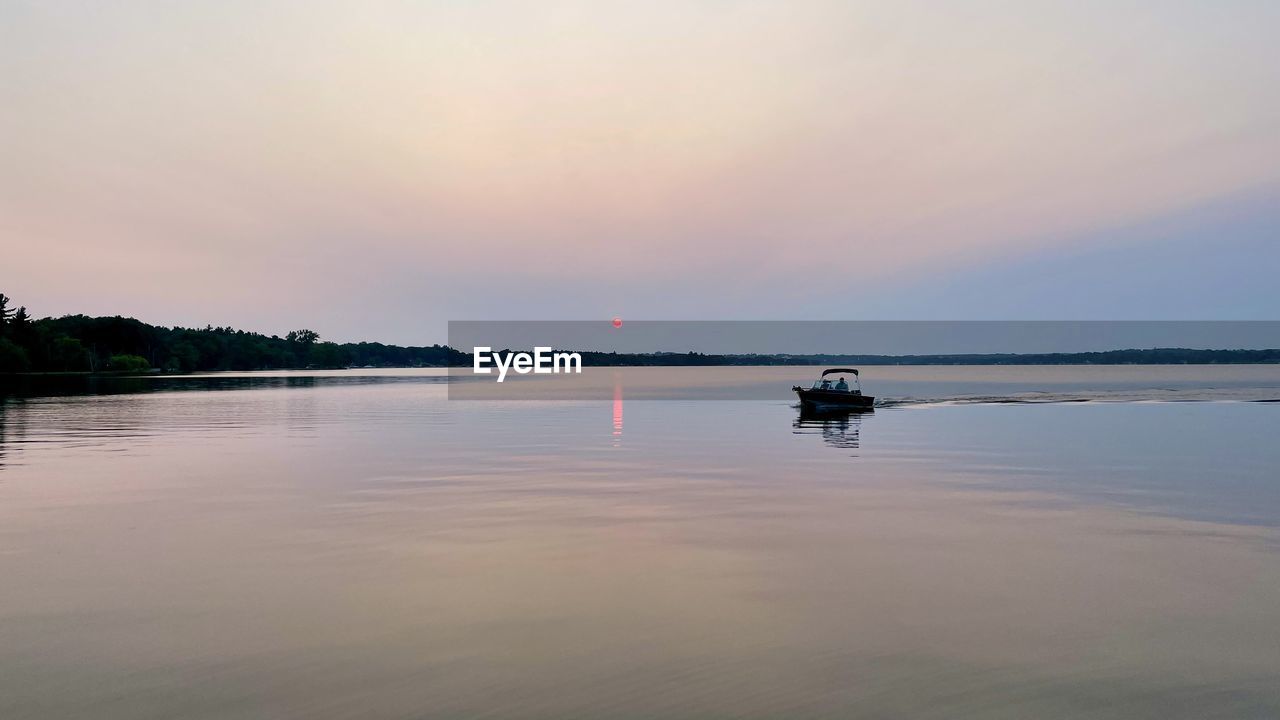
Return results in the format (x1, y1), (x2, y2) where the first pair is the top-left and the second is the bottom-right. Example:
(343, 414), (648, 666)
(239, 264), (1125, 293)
(1, 302), (1276, 374)
(562, 348), (1280, 367)
(5, 347), (1280, 378)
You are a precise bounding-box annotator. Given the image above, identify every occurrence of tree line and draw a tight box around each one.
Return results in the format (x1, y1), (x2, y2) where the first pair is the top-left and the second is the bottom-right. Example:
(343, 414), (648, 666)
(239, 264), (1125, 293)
(0, 292), (464, 373)
(1, 291), (1275, 374)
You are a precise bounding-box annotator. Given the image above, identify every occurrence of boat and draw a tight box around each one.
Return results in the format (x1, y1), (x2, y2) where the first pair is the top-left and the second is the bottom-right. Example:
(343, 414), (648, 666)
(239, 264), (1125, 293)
(793, 368), (875, 410)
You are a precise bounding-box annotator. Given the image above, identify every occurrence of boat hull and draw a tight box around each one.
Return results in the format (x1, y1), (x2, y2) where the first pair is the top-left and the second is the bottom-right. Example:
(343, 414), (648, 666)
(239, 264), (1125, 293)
(794, 387), (875, 410)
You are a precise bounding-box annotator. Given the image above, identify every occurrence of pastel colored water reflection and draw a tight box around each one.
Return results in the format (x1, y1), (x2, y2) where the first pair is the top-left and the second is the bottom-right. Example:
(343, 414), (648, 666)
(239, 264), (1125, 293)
(1, 368), (1278, 719)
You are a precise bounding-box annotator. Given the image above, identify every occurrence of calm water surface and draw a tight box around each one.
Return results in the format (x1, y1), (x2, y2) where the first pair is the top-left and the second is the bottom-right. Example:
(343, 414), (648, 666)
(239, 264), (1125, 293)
(2, 367), (1279, 719)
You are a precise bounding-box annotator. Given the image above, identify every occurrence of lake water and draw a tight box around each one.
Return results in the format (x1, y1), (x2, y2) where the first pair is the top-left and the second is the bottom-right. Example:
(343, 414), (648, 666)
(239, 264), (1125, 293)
(2, 366), (1279, 719)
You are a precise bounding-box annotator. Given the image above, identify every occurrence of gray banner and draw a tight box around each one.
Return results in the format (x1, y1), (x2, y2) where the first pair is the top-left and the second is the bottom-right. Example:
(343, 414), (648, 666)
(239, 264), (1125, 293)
(447, 320), (1280, 401)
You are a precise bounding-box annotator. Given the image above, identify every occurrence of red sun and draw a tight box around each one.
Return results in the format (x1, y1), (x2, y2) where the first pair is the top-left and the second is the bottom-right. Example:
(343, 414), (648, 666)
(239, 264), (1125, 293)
(611, 317), (623, 329)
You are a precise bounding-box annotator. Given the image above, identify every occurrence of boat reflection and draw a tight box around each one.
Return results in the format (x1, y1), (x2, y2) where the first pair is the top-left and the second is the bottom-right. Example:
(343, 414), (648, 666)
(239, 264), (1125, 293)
(792, 405), (870, 451)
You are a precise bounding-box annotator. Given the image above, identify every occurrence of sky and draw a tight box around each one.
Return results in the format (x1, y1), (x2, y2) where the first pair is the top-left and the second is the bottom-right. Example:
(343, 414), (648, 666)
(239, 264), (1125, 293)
(3, 0), (1278, 344)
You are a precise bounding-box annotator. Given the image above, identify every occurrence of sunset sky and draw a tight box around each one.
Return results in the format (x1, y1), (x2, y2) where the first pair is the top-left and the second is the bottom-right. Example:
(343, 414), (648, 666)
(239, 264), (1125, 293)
(4, 1), (1278, 344)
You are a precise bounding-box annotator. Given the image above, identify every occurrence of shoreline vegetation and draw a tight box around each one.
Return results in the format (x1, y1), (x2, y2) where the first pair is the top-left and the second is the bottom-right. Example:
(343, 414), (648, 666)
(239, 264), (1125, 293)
(1, 294), (1277, 375)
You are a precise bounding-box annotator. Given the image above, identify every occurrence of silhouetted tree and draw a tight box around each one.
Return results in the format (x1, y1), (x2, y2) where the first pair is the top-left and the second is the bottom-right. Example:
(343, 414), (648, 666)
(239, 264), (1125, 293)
(0, 293), (12, 338)
(308, 342), (350, 369)
(0, 338), (29, 372)
(286, 329), (320, 346)
(107, 354), (151, 372)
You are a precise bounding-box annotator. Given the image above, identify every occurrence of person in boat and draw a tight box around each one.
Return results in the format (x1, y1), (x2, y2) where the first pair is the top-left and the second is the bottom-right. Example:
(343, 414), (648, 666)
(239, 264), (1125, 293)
(834, 376), (849, 391)
(820, 378), (833, 390)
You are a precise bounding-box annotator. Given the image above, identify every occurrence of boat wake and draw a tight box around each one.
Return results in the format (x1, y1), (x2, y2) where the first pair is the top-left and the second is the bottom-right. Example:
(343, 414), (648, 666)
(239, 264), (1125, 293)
(876, 389), (1280, 407)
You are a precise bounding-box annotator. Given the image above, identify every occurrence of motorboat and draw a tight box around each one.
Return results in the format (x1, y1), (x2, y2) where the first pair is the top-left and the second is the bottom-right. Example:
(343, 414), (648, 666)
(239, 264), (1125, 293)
(793, 368), (874, 410)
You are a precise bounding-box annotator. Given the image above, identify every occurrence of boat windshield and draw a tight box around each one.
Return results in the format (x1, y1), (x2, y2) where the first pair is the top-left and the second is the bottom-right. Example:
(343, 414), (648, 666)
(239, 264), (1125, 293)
(812, 375), (856, 392)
